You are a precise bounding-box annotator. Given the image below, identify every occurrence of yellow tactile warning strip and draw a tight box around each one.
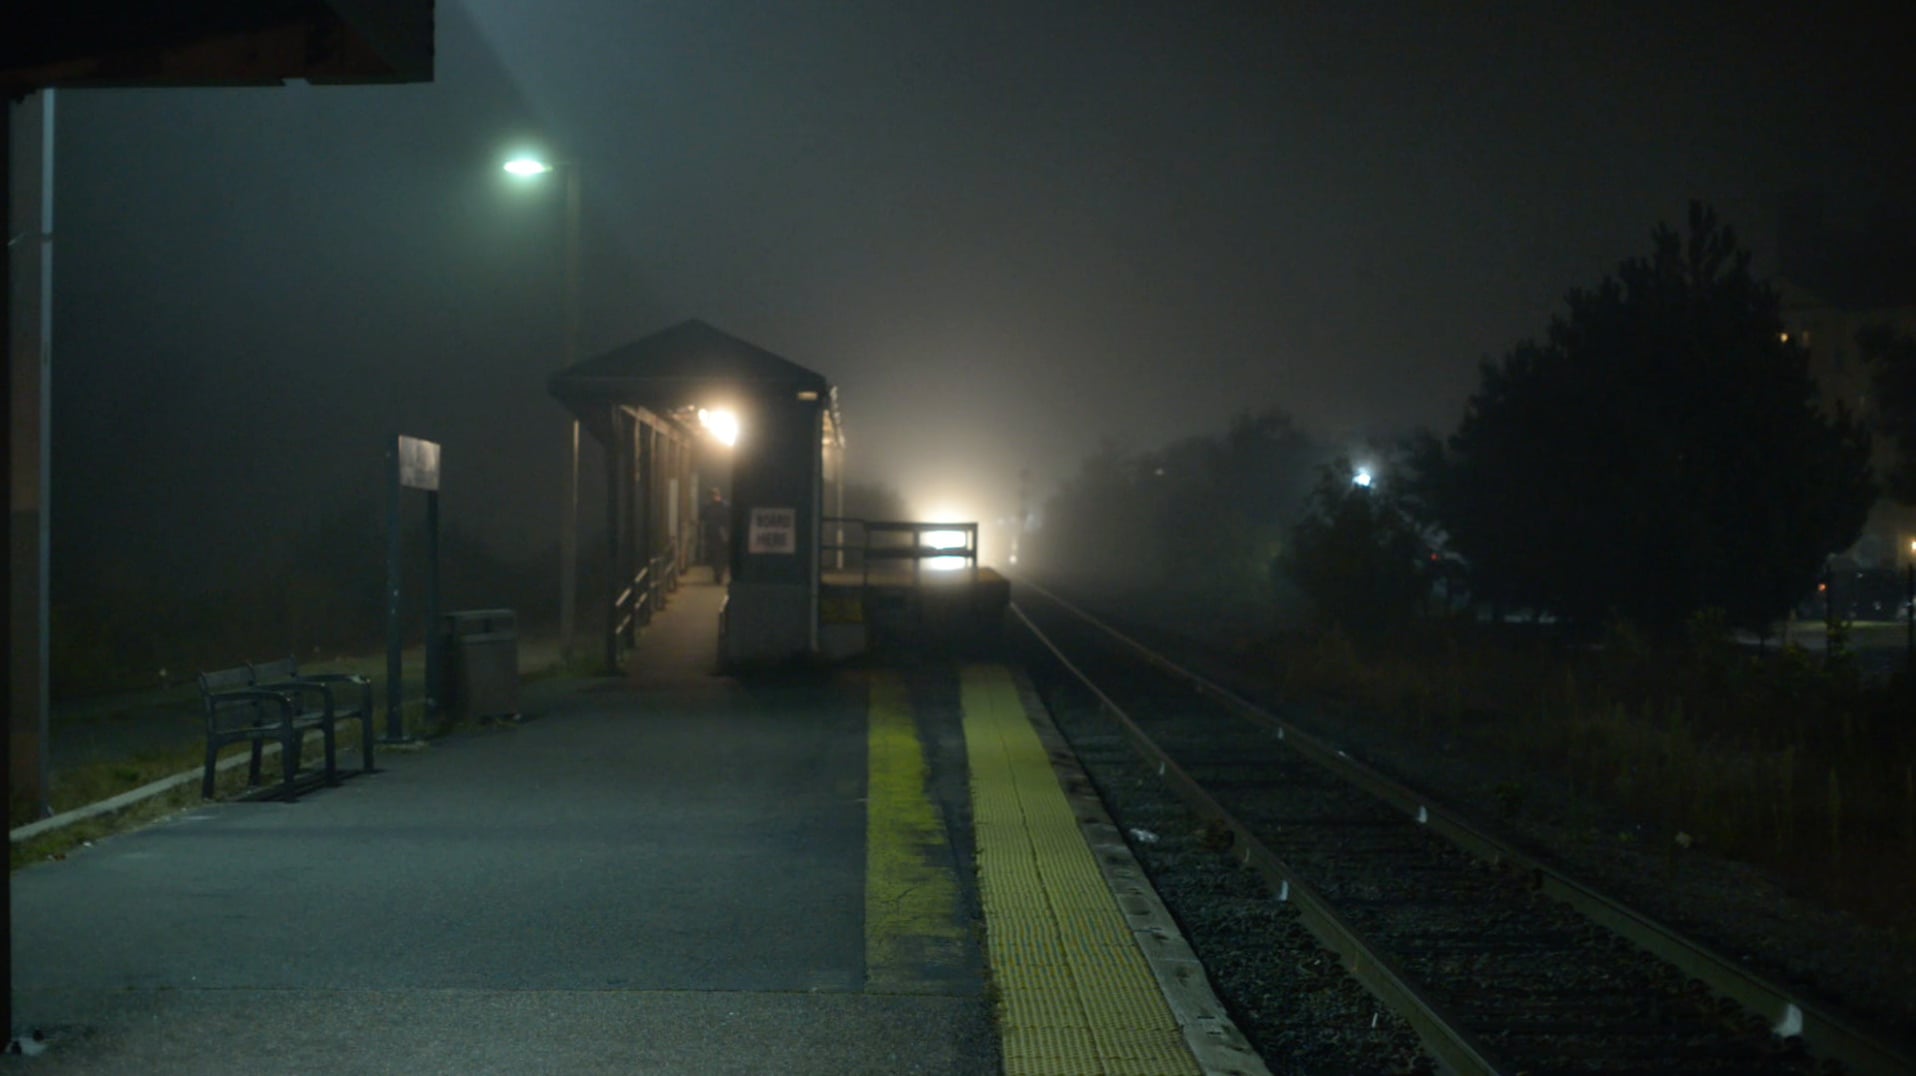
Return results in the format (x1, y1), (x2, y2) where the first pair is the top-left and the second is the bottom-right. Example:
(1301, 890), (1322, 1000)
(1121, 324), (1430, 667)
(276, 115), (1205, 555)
(962, 664), (1203, 1076)
(865, 671), (967, 993)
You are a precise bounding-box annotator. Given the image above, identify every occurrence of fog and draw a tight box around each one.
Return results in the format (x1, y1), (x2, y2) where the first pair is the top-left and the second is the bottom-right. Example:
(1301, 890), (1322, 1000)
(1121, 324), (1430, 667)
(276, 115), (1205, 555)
(40, 2), (1915, 644)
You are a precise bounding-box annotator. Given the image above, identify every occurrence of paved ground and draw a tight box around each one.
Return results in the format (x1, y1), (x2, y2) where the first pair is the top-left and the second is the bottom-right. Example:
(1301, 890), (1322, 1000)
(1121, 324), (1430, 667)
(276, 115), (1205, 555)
(7, 577), (997, 1074)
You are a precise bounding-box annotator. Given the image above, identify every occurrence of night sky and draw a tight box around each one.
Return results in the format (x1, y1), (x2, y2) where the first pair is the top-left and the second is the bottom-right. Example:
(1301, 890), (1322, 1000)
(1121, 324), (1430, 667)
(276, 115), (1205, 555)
(43, 2), (1916, 585)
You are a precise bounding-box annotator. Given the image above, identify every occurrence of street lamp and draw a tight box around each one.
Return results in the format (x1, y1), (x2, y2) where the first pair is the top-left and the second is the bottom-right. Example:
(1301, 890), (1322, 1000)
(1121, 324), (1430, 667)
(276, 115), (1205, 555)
(504, 153), (584, 659)
(698, 407), (740, 448)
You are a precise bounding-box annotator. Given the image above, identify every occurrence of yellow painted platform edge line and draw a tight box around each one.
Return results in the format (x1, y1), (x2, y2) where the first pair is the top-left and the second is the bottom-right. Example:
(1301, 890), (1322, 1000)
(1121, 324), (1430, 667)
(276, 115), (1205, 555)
(965, 665), (1197, 1076)
(1003, 665), (1275, 1076)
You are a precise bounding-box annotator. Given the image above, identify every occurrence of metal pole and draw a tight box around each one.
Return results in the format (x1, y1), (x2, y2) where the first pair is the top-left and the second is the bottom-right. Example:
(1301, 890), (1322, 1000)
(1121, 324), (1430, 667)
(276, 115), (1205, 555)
(604, 407), (622, 674)
(1823, 564), (1836, 666)
(384, 439), (405, 740)
(557, 162), (582, 662)
(424, 488), (441, 720)
(1905, 563), (1913, 672)
(8, 90), (54, 827)
(637, 420), (653, 623)
(2, 85), (13, 1052)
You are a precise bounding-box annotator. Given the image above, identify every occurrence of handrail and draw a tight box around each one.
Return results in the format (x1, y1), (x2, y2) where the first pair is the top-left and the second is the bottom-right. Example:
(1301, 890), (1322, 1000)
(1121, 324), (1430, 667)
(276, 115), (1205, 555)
(821, 517), (978, 584)
(614, 540), (680, 641)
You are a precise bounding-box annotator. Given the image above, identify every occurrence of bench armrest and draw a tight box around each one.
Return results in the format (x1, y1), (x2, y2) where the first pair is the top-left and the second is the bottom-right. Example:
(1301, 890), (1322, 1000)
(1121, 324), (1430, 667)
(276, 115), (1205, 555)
(204, 687), (296, 707)
(202, 688), (297, 730)
(294, 673), (371, 688)
(258, 675), (371, 715)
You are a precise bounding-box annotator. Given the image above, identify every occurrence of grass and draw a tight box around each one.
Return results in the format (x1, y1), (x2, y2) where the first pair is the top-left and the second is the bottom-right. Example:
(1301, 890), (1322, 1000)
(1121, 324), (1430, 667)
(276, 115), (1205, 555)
(12, 632), (581, 865)
(8, 696), (447, 871)
(1264, 619), (1916, 938)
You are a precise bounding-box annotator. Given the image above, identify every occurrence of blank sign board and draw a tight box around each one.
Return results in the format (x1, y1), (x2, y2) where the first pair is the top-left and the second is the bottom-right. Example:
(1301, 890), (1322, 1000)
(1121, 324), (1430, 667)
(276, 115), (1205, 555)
(398, 435), (441, 491)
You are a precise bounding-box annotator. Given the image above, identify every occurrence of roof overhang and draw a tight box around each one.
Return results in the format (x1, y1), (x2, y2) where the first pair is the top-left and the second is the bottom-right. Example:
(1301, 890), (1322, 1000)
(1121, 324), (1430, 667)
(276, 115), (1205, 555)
(549, 320), (836, 445)
(3, 1), (434, 95)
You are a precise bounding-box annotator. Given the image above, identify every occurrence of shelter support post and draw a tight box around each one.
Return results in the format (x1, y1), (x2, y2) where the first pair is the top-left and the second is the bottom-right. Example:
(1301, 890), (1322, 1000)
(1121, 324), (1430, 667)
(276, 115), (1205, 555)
(639, 420), (655, 620)
(8, 90), (53, 822)
(624, 414), (641, 642)
(603, 406), (626, 675)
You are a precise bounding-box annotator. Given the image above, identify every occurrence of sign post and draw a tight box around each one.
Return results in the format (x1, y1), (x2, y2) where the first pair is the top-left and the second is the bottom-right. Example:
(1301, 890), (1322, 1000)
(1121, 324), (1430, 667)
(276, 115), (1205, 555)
(386, 435), (441, 742)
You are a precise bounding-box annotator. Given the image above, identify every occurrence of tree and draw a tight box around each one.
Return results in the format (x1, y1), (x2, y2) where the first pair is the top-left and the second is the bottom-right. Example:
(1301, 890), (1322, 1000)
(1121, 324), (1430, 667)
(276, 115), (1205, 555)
(1027, 438), (1160, 581)
(1418, 202), (1873, 634)
(1280, 458), (1428, 637)
(1861, 325), (1916, 503)
(1151, 408), (1319, 599)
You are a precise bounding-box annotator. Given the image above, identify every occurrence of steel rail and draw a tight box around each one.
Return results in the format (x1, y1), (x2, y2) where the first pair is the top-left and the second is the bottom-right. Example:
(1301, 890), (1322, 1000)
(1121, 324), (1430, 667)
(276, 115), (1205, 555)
(1012, 602), (1510, 1075)
(1015, 579), (1915, 1076)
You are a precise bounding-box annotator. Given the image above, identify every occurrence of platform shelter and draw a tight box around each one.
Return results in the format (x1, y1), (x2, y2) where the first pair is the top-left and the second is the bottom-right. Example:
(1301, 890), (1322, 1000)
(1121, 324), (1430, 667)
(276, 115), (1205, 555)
(549, 319), (844, 668)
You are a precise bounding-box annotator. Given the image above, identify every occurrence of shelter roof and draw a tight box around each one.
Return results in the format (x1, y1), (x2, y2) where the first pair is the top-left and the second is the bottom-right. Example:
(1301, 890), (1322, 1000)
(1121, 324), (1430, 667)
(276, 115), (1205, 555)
(549, 319), (831, 424)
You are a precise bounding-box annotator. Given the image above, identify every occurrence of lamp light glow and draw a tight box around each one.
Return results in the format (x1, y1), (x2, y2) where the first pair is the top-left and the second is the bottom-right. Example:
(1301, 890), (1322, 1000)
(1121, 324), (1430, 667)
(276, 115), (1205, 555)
(504, 157), (553, 177)
(698, 407), (740, 447)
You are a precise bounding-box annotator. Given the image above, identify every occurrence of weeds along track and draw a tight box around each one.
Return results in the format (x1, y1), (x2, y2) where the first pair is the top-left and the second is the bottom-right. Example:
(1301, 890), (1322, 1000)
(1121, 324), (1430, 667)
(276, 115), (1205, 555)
(1012, 583), (1912, 1076)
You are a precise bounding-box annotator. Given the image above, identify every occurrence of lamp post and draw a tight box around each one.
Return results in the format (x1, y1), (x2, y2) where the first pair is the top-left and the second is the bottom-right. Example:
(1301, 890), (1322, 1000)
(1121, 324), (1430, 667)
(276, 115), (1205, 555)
(505, 155), (583, 661)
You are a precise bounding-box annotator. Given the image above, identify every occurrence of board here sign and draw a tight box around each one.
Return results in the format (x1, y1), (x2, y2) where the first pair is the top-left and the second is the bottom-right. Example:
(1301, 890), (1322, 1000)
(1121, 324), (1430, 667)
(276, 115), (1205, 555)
(748, 507), (797, 555)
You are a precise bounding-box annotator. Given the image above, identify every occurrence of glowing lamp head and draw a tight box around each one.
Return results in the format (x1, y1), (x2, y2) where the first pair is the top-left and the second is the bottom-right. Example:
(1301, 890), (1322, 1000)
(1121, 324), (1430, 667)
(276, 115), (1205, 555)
(1352, 468), (1374, 489)
(503, 157), (554, 177)
(698, 407), (740, 447)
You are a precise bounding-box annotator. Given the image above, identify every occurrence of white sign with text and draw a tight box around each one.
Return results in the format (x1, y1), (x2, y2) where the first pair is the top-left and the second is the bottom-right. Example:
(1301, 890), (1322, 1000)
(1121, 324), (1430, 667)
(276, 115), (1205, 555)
(748, 507), (797, 554)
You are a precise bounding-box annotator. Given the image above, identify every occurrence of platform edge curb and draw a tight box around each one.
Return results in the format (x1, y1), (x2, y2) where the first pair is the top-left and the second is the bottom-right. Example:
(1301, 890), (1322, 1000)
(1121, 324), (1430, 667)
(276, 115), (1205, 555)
(1006, 666), (1274, 1076)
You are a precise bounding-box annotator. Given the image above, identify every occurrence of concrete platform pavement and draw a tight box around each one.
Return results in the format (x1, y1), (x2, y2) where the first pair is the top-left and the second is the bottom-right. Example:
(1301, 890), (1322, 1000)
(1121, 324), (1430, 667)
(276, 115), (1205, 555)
(6, 574), (997, 1074)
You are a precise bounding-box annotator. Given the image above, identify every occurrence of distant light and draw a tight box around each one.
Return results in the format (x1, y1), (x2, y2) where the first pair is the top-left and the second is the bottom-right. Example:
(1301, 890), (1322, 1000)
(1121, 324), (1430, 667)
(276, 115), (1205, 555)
(504, 157), (553, 177)
(1778, 331), (1790, 343)
(1353, 468), (1374, 488)
(796, 390), (819, 401)
(698, 407), (739, 447)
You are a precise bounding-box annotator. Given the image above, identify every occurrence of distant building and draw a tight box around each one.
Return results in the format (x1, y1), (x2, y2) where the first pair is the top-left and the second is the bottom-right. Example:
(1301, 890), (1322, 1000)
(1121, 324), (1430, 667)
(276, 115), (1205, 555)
(1775, 188), (1916, 573)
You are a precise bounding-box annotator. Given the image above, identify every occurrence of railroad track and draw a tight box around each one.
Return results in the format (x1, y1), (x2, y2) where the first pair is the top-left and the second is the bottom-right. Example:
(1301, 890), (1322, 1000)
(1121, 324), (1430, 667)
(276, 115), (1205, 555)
(1011, 581), (1913, 1076)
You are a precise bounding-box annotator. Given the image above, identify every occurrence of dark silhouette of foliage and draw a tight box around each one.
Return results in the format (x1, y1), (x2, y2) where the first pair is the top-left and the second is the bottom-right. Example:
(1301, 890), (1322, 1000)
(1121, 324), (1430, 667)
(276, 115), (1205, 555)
(1416, 202), (1874, 634)
(1280, 458), (1428, 636)
(1861, 325), (1916, 503)
(1031, 438), (1165, 582)
(1028, 409), (1322, 599)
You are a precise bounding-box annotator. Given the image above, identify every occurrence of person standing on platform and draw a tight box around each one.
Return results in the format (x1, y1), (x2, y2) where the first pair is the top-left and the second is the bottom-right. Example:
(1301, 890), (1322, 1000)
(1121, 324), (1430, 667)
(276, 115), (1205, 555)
(701, 487), (732, 584)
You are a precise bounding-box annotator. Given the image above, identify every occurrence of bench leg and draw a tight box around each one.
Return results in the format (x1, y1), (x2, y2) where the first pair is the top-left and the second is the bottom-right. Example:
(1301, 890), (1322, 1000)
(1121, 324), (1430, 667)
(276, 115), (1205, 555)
(248, 740), (263, 786)
(323, 720), (339, 787)
(202, 740), (219, 799)
(360, 683), (377, 772)
(280, 729), (300, 801)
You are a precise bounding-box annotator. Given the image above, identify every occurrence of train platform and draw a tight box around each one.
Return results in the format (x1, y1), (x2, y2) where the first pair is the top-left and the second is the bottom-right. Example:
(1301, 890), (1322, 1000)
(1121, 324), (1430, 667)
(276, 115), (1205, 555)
(6, 574), (1252, 1075)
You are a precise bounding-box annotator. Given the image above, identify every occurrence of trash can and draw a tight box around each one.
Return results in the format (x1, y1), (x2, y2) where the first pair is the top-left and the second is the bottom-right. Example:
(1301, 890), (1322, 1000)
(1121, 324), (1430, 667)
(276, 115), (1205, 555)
(444, 609), (519, 721)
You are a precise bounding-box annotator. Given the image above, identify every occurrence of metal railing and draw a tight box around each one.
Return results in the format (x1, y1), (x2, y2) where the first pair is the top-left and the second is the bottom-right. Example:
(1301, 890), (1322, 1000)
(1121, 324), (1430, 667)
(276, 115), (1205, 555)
(822, 518), (978, 584)
(614, 540), (679, 645)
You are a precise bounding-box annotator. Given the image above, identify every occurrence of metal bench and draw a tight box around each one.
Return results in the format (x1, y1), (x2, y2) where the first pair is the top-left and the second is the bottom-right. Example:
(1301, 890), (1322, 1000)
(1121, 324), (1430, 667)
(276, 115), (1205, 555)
(249, 657), (376, 778)
(197, 665), (337, 801)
